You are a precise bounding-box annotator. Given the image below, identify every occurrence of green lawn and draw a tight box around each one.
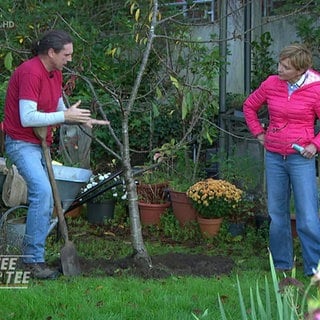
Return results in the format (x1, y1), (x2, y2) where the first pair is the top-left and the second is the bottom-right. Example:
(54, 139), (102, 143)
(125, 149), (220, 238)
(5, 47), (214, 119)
(0, 271), (274, 320)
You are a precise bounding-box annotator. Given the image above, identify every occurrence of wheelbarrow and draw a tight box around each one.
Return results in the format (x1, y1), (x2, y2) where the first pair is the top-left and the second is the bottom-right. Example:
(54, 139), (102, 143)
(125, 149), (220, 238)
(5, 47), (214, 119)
(0, 163), (157, 251)
(0, 164), (92, 251)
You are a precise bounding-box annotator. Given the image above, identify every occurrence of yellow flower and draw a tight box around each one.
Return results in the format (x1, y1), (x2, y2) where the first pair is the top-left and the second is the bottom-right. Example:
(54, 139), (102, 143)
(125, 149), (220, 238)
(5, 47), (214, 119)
(186, 178), (243, 218)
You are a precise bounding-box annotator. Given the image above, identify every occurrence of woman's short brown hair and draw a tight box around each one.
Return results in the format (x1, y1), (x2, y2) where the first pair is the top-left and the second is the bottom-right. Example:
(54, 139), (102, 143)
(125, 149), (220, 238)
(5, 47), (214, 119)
(279, 43), (312, 71)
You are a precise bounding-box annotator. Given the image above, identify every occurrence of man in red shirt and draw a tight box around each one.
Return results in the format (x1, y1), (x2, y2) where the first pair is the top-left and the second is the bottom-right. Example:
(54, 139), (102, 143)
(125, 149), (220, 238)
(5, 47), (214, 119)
(3, 30), (108, 279)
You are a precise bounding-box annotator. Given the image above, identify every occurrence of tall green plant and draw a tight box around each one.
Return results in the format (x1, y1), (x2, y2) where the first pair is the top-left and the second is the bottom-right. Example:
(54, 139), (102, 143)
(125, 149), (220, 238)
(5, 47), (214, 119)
(165, 31), (220, 146)
(251, 32), (276, 90)
(218, 252), (302, 320)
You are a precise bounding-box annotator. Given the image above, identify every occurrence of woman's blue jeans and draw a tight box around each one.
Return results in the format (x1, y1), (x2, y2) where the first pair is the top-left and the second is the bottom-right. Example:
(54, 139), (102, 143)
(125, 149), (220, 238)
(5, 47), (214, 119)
(5, 135), (53, 263)
(266, 151), (320, 275)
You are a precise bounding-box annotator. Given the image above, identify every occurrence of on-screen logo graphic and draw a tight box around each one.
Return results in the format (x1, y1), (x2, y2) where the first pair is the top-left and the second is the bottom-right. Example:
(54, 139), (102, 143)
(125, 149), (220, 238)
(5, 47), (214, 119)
(0, 255), (31, 289)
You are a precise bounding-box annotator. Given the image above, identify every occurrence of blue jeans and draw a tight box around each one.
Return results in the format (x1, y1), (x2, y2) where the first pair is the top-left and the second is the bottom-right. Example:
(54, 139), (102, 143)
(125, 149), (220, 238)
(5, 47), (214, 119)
(5, 135), (54, 263)
(266, 151), (320, 275)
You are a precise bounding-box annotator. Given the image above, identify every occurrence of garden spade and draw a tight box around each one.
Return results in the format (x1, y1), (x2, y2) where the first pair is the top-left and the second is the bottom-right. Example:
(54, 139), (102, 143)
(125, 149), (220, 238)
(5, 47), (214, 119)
(33, 126), (81, 276)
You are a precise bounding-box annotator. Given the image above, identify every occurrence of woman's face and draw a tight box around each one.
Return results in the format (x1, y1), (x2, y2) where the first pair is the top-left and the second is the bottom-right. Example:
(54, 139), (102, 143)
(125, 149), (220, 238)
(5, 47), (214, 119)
(277, 58), (304, 84)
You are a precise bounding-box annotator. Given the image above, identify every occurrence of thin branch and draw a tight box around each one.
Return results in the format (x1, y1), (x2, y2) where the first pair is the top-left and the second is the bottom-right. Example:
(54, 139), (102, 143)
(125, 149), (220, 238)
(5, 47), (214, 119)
(63, 68), (123, 152)
(90, 72), (125, 115)
(56, 13), (88, 43)
(126, 5), (158, 114)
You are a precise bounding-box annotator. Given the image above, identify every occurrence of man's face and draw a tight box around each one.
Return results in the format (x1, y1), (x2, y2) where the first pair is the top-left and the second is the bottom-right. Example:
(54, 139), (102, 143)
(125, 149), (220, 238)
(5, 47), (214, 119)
(277, 58), (303, 83)
(51, 43), (73, 70)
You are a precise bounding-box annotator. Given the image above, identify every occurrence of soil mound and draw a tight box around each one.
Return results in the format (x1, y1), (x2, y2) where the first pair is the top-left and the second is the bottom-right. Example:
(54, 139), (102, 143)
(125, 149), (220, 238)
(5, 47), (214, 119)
(79, 252), (234, 279)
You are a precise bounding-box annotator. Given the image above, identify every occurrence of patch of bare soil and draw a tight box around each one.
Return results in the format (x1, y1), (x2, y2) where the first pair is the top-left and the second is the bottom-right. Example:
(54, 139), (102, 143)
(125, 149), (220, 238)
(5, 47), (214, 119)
(78, 253), (234, 279)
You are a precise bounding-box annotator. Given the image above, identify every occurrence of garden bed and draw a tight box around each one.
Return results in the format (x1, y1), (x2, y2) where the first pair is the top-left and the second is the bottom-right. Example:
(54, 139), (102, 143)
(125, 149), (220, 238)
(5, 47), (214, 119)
(44, 210), (270, 280)
(76, 252), (234, 279)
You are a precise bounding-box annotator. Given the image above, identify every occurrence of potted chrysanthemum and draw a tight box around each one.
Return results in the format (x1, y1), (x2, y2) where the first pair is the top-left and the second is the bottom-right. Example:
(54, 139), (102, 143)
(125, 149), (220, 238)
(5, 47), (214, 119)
(186, 178), (243, 237)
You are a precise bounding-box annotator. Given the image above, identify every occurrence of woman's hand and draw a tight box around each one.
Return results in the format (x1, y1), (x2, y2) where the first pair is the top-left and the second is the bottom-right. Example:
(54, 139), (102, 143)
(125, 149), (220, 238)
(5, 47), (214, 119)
(257, 133), (265, 145)
(302, 143), (317, 159)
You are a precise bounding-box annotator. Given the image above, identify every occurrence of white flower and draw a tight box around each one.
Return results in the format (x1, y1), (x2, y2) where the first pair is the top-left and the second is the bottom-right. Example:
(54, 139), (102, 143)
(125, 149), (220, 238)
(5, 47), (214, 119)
(121, 192), (127, 200)
(81, 172), (126, 201)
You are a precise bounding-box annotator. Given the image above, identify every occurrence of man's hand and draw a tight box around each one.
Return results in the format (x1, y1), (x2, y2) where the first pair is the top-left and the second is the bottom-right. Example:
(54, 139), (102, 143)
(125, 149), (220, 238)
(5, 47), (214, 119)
(64, 100), (91, 123)
(64, 100), (110, 127)
(84, 119), (110, 128)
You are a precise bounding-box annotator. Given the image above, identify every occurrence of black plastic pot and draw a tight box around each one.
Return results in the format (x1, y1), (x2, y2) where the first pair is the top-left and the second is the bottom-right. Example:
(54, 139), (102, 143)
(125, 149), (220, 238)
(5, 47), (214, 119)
(86, 199), (115, 224)
(228, 222), (246, 236)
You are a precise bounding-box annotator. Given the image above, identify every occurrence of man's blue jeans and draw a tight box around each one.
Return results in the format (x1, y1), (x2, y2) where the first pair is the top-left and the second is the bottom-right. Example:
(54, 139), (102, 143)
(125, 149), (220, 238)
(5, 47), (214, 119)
(5, 135), (53, 263)
(266, 151), (320, 275)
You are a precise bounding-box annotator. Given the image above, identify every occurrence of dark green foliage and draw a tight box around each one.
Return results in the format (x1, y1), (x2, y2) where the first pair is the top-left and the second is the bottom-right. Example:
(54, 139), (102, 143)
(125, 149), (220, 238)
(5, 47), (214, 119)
(251, 32), (276, 90)
(1, 0), (221, 171)
(269, 0), (320, 69)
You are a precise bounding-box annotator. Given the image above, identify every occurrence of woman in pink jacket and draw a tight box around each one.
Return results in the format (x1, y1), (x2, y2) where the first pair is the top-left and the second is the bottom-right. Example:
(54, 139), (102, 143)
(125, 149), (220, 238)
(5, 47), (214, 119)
(243, 43), (320, 276)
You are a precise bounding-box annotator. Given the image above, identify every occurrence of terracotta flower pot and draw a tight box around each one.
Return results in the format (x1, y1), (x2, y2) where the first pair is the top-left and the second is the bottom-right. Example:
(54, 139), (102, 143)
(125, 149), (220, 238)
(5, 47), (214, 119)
(65, 205), (83, 218)
(197, 216), (223, 238)
(138, 201), (171, 226)
(169, 190), (197, 226)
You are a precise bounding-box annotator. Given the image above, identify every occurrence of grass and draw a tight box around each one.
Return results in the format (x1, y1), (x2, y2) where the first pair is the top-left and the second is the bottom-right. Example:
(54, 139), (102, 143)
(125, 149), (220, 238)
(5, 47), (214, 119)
(0, 205), (313, 320)
(0, 271), (275, 319)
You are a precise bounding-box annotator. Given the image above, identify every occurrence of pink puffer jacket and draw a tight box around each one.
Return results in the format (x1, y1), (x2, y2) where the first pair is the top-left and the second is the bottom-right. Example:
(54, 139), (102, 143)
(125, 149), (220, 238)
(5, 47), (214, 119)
(243, 69), (320, 155)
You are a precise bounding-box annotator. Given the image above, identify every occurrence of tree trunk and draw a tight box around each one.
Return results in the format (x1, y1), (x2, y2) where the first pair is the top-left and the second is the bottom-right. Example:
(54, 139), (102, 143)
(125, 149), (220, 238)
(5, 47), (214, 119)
(122, 113), (152, 268)
(119, 0), (159, 269)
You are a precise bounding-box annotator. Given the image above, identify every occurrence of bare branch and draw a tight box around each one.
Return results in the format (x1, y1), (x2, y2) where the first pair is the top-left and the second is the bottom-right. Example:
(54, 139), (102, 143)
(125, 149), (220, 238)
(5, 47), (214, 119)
(63, 68), (123, 157)
(56, 13), (89, 43)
